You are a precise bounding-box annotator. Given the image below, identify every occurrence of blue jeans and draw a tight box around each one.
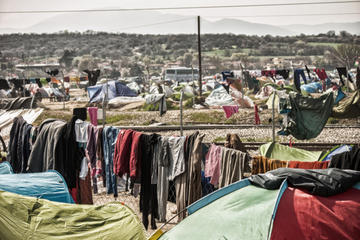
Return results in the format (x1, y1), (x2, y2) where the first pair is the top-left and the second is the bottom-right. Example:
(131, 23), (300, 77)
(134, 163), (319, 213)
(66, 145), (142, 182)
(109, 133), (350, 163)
(103, 126), (119, 197)
(294, 69), (307, 91)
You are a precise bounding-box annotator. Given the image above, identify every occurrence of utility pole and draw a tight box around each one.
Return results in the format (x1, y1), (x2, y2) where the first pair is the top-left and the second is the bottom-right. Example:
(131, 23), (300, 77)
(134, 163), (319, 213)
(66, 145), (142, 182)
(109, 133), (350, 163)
(197, 16), (202, 97)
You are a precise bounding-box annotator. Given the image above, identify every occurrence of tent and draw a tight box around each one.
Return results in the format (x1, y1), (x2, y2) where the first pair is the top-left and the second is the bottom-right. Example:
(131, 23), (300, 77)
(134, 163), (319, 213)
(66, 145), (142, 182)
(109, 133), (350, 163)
(0, 162), (12, 174)
(0, 191), (147, 240)
(0, 170), (74, 203)
(205, 86), (235, 107)
(158, 168), (360, 240)
(259, 142), (324, 162)
(88, 80), (137, 103)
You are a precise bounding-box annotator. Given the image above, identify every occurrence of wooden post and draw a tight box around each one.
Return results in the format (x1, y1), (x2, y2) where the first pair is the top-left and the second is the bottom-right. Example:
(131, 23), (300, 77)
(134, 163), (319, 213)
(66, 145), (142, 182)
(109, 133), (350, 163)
(197, 16), (202, 97)
(180, 90), (184, 136)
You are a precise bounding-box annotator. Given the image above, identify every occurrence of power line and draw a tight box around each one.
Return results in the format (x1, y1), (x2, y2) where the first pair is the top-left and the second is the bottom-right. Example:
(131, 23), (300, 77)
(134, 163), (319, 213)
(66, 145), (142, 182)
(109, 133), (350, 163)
(203, 12), (360, 18)
(116, 17), (194, 30)
(0, 1), (359, 14)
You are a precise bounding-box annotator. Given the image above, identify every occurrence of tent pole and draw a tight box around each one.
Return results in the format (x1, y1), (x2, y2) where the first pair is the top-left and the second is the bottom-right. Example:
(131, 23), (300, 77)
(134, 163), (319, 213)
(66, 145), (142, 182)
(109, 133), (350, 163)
(180, 89), (184, 136)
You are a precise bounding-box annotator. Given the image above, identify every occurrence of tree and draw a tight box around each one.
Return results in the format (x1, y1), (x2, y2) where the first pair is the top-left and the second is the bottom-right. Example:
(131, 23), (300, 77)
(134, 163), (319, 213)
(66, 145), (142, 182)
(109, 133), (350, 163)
(59, 49), (76, 70)
(331, 44), (360, 68)
(183, 53), (193, 67)
(78, 55), (96, 71)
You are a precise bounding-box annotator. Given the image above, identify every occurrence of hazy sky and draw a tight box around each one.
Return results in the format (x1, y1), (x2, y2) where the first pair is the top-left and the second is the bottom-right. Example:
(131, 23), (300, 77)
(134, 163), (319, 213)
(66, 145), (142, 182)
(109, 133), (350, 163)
(1, 0), (359, 29)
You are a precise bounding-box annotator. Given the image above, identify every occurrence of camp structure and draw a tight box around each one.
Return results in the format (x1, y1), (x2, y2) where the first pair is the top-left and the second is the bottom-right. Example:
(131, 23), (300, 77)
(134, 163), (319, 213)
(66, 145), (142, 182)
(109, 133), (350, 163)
(0, 190), (147, 240)
(0, 170), (74, 204)
(87, 80), (137, 103)
(158, 168), (360, 240)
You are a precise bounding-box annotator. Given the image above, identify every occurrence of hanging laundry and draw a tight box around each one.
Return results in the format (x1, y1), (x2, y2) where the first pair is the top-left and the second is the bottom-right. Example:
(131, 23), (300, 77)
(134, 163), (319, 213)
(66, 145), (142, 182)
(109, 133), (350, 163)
(254, 104), (260, 125)
(337, 67), (353, 86)
(86, 124), (99, 194)
(218, 147), (249, 188)
(75, 119), (89, 143)
(103, 126), (119, 196)
(251, 156), (288, 175)
(294, 69), (307, 91)
(204, 144), (222, 186)
(145, 94), (167, 116)
(261, 70), (276, 77)
(275, 69), (290, 79)
(113, 129), (134, 177)
(356, 67), (360, 89)
(63, 76), (70, 82)
(279, 92), (334, 140)
(87, 107), (98, 126)
(222, 105), (239, 118)
(288, 161), (329, 169)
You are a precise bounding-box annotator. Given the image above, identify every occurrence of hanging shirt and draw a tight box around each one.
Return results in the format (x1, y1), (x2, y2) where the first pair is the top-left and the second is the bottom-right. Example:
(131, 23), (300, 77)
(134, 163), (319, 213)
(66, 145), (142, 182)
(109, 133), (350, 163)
(75, 119), (89, 143)
(204, 144), (222, 186)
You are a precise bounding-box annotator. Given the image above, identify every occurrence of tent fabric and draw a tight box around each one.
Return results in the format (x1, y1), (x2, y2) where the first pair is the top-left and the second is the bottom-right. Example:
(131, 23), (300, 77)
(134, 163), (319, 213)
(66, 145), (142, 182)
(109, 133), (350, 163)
(332, 90), (360, 118)
(329, 145), (360, 171)
(249, 168), (360, 197)
(0, 170), (74, 203)
(158, 169), (360, 240)
(0, 191), (147, 240)
(0, 162), (12, 174)
(88, 81), (137, 103)
(280, 92), (334, 140)
(259, 142), (324, 162)
(160, 183), (281, 240)
(320, 144), (352, 162)
(270, 187), (360, 240)
(205, 86), (235, 106)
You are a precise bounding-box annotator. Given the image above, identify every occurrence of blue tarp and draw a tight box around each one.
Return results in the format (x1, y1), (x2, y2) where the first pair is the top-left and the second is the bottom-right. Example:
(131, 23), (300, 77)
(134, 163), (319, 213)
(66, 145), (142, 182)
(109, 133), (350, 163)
(0, 162), (12, 174)
(0, 170), (74, 203)
(88, 80), (137, 103)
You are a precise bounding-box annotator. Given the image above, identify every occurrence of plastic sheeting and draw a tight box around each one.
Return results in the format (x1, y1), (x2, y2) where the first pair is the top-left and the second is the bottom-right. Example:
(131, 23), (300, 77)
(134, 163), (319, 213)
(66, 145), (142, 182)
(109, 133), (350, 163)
(88, 81), (137, 103)
(332, 90), (360, 118)
(205, 86), (235, 106)
(0, 170), (74, 203)
(0, 191), (147, 240)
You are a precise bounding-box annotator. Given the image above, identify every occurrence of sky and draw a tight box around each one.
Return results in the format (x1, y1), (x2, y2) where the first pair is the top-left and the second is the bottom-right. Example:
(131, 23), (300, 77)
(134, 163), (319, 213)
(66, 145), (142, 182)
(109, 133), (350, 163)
(0, 0), (359, 29)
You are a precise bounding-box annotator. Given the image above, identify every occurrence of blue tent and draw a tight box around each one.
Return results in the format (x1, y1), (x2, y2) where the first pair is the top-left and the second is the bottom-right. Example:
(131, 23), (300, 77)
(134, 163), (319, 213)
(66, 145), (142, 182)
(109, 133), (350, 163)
(0, 170), (74, 203)
(0, 162), (13, 174)
(88, 80), (137, 103)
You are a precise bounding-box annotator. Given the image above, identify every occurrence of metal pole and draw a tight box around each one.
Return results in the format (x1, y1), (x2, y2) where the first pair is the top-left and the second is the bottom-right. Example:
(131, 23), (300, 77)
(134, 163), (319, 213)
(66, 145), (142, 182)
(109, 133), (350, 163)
(103, 70), (108, 129)
(197, 16), (202, 97)
(272, 90), (276, 143)
(180, 90), (184, 136)
(60, 70), (66, 110)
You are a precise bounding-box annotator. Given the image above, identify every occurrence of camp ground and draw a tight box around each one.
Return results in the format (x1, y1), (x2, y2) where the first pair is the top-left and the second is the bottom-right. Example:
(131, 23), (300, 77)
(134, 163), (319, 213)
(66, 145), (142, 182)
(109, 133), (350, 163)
(1, 2), (360, 238)
(0, 65), (359, 240)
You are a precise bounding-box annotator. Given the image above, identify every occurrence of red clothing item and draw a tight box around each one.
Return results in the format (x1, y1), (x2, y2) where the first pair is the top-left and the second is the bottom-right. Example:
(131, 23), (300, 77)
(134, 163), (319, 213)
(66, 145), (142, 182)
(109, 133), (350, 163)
(113, 129), (134, 177)
(270, 187), (360, 240)
(129, 131), (142, 179)
(254, 104), (260, 125)
(288, 161), (329, 169)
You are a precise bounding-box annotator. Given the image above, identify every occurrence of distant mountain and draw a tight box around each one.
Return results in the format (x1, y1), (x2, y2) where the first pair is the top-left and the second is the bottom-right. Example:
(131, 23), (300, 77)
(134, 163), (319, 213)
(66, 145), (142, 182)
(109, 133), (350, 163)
(0, 11), (359, 36)
(281, 22), (360, 35)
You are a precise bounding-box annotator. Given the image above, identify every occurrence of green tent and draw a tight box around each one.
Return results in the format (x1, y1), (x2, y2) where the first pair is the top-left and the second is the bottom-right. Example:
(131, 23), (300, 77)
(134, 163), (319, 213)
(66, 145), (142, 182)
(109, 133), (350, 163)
(159, 180), (281, 240)
(259, 142), (324, 162)
(0, 191), (147, 240)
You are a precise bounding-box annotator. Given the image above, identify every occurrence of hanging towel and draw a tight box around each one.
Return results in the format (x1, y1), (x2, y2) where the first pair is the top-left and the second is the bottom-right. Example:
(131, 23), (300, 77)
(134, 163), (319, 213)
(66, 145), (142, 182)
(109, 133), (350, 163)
(88, 107), (98, 126)
(222, 105), (239, 118)
(254, 104), (260, 125)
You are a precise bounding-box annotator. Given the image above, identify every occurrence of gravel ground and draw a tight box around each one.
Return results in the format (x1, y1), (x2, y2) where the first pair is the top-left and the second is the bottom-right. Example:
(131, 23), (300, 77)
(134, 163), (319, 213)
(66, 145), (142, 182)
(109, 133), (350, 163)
(158, 127), (360, 144)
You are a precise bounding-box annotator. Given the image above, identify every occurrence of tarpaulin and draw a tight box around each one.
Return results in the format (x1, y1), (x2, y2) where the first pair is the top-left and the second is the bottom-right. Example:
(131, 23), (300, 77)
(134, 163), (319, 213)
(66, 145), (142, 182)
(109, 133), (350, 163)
(280, 92), (334, 140)
(88, 80), (137, 103)
(332, 90), (360, 118)
(0, 162), (12, 174)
